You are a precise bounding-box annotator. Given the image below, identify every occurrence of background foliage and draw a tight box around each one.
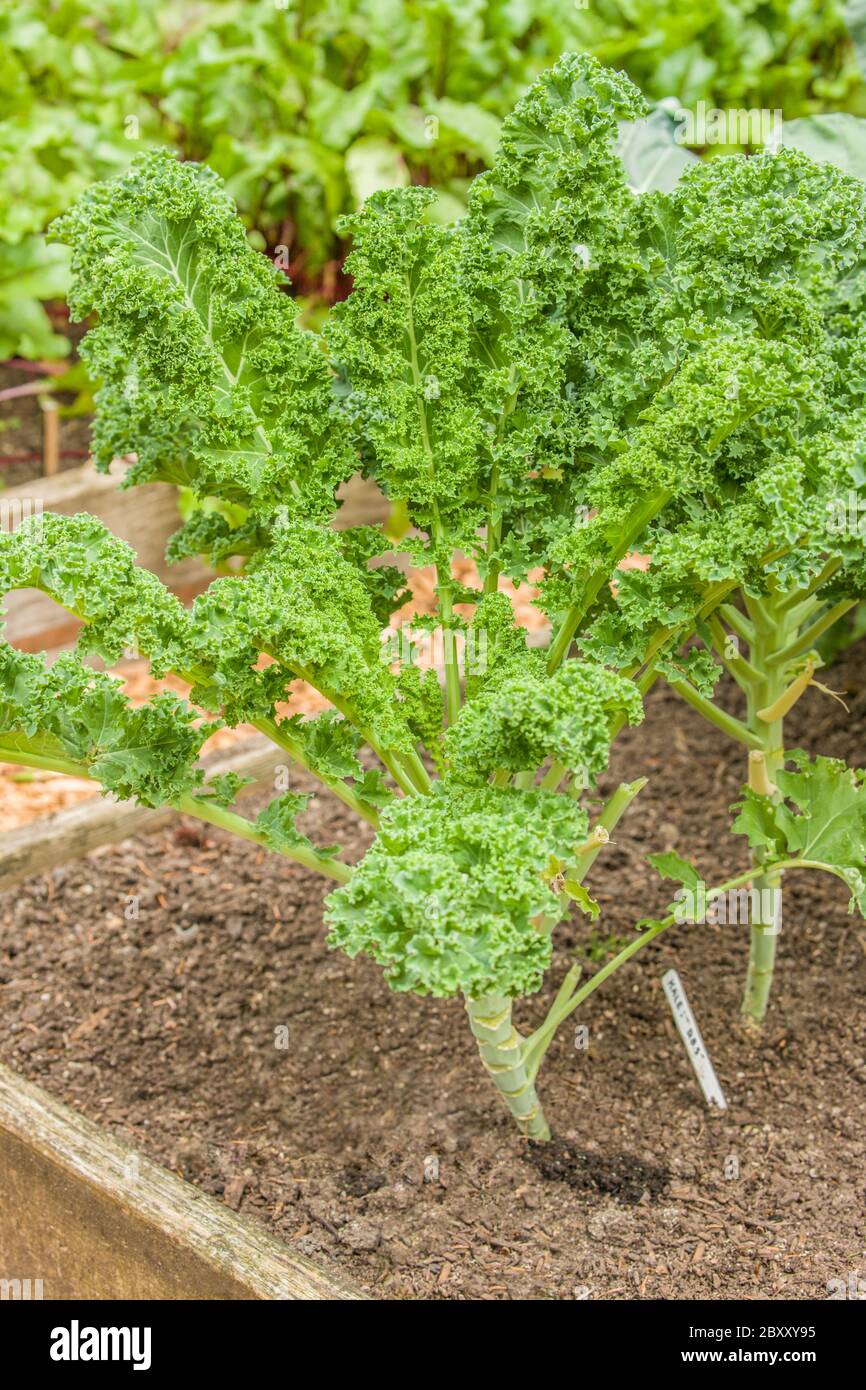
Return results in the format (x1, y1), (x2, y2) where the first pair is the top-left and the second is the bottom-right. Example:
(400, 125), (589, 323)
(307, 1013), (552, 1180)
(2, 0), (865, 359)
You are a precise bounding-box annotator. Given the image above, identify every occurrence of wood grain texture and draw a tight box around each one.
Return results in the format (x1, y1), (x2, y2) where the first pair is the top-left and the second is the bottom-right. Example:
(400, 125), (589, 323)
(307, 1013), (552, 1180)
(0, 738), (283, 893)
(0, 1063), (367, 1300)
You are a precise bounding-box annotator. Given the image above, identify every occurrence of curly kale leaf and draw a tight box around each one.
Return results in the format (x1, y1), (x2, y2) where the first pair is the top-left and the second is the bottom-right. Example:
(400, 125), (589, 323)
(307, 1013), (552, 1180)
(196, 771), (255, 809)
(275, 710), (393, 807)
(465, 593), (531, 695)
(326, 187), (496, 534)
(394, 664), (444, 771)
(336, 525), (411, 628)
(0, 643), (212, 808)
(0, 511), (415, 789)
(446, 657), (643, 785)
(165, 507), (266, 569)
(255, 793), (339, 863)
(51, 149), (354, 520)
(185, 523), (414, 751)
(562, 145), (866, 658)
(468, 52), (646, 300)
(326, 784), (589, 999)
(326, 180), (577, 562)
(0, 511), (192, 675)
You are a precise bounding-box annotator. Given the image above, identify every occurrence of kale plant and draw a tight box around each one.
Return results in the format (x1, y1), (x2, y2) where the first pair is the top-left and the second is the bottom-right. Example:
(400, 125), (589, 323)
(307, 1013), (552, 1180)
(2, 56), (865, 1141)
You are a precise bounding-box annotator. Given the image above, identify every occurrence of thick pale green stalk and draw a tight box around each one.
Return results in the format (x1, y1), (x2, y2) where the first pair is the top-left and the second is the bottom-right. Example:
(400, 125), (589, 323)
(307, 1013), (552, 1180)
(667, 675), (762, 748)
(674, 583), (852, 1024)
(0, 743), (90, 778)
(741, 860), (781, 1024)
(740, 592), (791, 1025)
(438, 590), (462, 728)
(464, 994), (550, 1140)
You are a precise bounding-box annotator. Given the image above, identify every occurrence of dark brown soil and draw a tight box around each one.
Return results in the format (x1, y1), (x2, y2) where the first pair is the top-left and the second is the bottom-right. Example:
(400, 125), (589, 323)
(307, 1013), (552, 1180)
(1, 645), (865, 1301)
(0, 320), (92, 489)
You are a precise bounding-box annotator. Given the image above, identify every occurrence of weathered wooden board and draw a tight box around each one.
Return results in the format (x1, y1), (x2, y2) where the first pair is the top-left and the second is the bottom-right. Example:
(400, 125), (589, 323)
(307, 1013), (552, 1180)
(0, 737), (281, 893)
(0, 1063), (367, 1300)
(2, 463), (388, 651)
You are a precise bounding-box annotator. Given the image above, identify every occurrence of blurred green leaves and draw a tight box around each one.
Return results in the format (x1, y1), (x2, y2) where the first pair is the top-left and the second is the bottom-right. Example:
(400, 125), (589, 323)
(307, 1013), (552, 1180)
(2, 0), (866, 358)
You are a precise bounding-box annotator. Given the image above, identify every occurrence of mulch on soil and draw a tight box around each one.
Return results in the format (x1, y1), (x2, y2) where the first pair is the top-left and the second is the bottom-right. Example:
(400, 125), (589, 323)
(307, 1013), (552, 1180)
(1, 646), (865, 1301)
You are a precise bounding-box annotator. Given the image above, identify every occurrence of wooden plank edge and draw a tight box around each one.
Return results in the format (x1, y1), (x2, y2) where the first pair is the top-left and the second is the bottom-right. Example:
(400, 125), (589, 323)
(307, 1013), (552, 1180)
(0, 1062), (368, 1301)
(0, 737), (283, 893)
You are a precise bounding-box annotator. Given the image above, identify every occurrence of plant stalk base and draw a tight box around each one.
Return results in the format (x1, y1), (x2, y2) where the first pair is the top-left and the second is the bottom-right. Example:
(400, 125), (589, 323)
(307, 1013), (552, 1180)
(465, 995), (551, 1140)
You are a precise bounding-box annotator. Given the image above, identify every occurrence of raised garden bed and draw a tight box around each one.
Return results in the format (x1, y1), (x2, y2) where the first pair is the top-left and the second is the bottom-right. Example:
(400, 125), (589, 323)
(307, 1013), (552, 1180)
(0, 1062), (364, 1300)
(2, 653), (864, 1301)
(3, 45), (866, 1313)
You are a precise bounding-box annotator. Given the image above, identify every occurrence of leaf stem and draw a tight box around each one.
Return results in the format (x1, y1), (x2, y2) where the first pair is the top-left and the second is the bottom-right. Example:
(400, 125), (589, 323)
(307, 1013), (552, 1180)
(569, 778), (648, 885)
(178, 793), (352, 883)
(545, 489), (673, 675)
(765, 600), (856, 667)
(289, 662), (420, 796)
(252, 715), (382, 827)
(719, 603), (755, 644)
(667, 676), (763, 748)
(0, 740), (352, 883)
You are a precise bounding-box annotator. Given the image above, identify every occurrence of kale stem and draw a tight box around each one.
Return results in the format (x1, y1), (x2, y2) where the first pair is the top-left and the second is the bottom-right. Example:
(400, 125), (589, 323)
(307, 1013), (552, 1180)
(569, 777), (647, 885)
(719, 603), (755, 644)
(667, 676), (763, 748)
(527, 864), (768, 1074)
(437, 578), (463, 728)
(465, 994), (551, 1140)
(765, 600), (856, 667)
(177, 792), (352, 883)
(738, 589), (789, 1024)
(775, 557), (841, 613)
(289, 662), (419, 796)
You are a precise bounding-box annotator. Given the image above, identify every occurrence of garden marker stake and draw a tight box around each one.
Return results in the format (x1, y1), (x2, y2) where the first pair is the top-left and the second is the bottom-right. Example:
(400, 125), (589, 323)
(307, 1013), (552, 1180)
(662, 970), (727, 1111)
(2, 57), (866, 1142)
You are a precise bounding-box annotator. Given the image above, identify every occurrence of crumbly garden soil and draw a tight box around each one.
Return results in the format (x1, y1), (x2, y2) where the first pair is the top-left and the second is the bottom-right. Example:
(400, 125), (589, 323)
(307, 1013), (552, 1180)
(0, 324), (92, 488)
(1, 647), (865, 1301)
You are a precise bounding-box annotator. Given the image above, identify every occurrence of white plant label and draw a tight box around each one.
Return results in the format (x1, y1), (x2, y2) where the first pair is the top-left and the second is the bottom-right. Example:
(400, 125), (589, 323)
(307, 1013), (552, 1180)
(662, 968), (727, 1110)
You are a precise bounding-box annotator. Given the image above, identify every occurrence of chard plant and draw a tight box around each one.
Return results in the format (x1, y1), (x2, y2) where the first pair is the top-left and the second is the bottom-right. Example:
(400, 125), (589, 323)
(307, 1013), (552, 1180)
(1, 57), (865, 1143)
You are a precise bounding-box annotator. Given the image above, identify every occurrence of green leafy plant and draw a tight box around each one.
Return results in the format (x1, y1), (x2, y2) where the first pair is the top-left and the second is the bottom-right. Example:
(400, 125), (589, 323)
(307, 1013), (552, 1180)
(560, 107), (866, 1024)
(2, 56), (865, 1143)
(0, 0), (167, 357)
